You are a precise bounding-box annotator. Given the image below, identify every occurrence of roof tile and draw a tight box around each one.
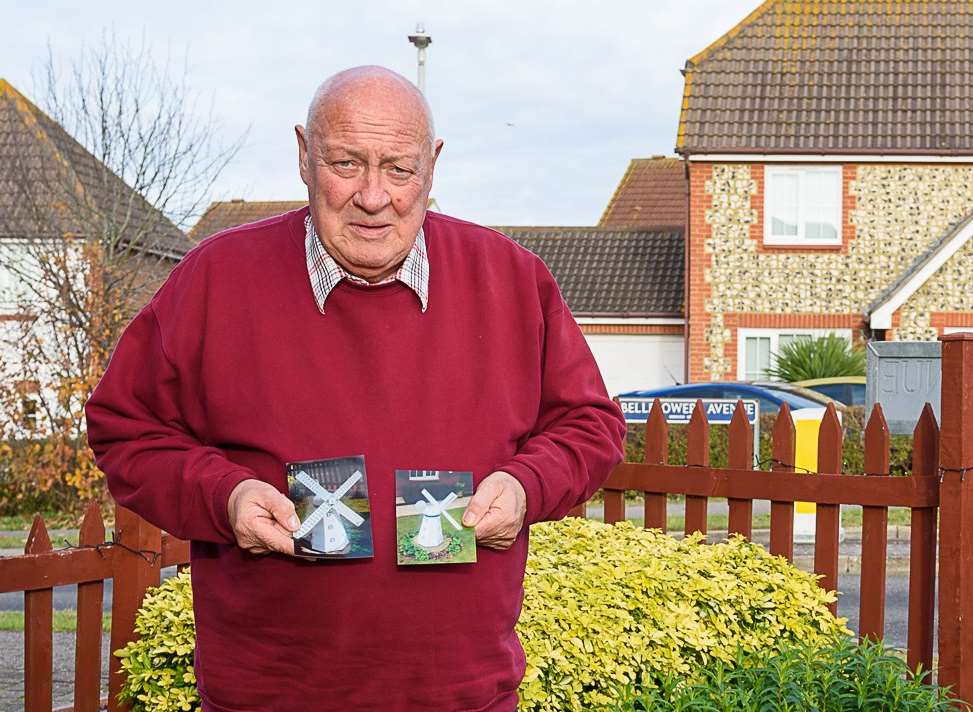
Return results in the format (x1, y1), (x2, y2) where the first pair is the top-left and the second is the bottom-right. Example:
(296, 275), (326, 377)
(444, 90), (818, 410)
(599, 157), (688, 229)
(678, 1), (973, 154)
(0, 79), (191, 257)
(497, 226), (684, 315)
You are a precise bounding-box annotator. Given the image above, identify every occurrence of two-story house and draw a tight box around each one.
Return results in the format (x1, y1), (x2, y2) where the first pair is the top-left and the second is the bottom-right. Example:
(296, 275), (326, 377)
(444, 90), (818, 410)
(675, 0), (973, 382)
(0, 79), (190, 427)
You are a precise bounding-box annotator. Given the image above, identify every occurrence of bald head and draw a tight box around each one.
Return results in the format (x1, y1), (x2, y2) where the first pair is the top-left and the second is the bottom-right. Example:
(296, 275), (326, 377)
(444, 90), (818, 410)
(295, 65), (444, 284)
(305, 66), (436, 151)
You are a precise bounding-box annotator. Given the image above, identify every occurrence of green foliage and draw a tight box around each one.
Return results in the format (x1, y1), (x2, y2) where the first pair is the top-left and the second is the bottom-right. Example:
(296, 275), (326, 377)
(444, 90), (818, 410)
(397, 527), (464, 562)
(115, 570), (199, 712)
(603, 637), (962, 712)
(766, 334), (866, 381)
(123, 525), (939, 712)
(516, 519), (849, 712)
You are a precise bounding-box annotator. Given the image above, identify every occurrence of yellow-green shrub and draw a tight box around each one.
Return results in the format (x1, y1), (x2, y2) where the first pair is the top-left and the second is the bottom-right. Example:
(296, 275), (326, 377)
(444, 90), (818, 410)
(516, 519), (850, 712)
(115, 570), (198, 712)
(116, 521), (849, 712)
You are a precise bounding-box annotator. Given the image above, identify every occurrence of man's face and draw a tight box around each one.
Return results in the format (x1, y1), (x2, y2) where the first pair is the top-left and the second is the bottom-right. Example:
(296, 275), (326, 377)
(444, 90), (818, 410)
(296, 87), (443, 283)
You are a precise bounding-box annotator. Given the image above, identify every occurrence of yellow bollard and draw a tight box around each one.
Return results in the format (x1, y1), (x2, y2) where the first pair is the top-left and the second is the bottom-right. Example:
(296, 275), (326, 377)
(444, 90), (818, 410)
(792, 407), (845, 543)
(793, 408), (823, 543)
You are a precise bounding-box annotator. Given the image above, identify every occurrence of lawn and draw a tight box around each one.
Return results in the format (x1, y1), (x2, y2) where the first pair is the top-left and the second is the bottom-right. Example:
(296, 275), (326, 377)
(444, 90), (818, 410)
(0, 610), (112, 633)
(396, 509), (476, 564)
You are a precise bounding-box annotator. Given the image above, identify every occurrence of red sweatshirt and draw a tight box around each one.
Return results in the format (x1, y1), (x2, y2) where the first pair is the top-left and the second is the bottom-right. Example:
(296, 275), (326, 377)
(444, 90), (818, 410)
(86, 208), (626, 712)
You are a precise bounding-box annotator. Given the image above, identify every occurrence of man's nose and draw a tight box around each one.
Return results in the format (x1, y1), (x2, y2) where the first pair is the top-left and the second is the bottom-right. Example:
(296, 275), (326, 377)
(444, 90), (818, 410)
(353, 168), (391, 214)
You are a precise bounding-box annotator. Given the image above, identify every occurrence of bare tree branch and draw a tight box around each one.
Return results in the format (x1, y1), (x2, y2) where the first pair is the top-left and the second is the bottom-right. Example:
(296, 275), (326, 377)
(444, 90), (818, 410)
(0, 31), (243, 511)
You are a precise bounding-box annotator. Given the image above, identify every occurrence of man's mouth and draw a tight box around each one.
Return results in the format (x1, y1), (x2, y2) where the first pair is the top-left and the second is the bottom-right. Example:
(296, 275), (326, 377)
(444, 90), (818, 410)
(349, 222), (393, 238)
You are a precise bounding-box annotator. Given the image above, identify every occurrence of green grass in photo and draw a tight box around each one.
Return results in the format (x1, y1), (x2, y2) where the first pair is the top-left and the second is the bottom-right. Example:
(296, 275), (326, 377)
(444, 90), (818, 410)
(396, 510), (476, 565)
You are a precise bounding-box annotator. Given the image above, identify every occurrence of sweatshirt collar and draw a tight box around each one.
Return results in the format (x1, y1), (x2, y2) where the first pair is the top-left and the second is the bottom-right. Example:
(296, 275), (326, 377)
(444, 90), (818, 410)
(304, 213), (429, 314)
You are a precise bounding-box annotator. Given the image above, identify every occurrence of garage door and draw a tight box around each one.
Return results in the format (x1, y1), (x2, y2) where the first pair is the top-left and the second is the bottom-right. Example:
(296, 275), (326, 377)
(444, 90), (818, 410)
(583, 334), (686, 397)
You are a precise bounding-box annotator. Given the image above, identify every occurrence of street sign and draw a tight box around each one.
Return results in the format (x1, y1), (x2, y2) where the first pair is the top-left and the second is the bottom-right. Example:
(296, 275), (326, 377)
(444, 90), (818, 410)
(618, 397), (761, 466)
(866, 341), (941, 435)
(618, 397), (759, 425)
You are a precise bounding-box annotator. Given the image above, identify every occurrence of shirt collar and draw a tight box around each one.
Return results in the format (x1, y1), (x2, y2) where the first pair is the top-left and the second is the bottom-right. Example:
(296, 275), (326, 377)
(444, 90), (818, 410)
(304, 213), (429, 314)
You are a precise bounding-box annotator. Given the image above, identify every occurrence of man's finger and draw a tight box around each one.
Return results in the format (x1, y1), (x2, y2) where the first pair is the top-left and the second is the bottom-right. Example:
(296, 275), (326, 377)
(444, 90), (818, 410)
(265, 492), (300, 532)
(252, 517), (296, 555)
(463, 478), (501, 526)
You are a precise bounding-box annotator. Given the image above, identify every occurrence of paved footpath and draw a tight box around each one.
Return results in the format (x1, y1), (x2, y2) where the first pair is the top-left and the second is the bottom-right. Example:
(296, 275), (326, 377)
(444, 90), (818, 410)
(0, 631), (110, 711)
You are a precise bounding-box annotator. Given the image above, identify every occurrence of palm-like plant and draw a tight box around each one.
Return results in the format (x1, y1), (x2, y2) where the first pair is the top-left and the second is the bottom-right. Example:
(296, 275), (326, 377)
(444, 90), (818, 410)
(765, 333), (865, 382)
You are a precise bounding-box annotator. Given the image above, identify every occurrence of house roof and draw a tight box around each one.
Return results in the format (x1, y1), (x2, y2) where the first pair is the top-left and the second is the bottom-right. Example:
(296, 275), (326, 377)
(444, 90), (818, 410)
(189, 200), (308, 241)
(496, 226), (685, 316)
(867, 209), (973, 329)
(0, 79), (191, 258)
(677, 1), (973, 155)
(189, 202), (687, 317)
(599, 157), (687, 228)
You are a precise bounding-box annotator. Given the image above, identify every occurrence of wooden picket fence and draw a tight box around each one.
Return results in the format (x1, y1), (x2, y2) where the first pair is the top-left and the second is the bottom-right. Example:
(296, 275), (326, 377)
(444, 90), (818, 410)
(569, 333), (973, 705)
(3, 333), (973, 710)
(1, 506), (189, 711)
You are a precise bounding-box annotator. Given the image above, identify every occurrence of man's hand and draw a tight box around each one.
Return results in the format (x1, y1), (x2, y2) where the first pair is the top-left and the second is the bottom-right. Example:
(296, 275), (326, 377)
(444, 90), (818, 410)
(227, 479), (299, 555)
(462, 471), (527, 550)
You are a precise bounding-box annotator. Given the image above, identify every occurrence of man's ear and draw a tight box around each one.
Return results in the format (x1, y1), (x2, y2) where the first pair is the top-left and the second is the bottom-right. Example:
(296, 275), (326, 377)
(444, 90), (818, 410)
(295, 125), (310, 186)
(432, 138), (444, 165)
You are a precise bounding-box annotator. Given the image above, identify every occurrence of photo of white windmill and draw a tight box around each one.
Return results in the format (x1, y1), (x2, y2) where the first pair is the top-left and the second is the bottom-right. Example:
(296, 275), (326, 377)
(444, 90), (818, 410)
(413, 488), (462, 551)
(292, 469), (364, 554)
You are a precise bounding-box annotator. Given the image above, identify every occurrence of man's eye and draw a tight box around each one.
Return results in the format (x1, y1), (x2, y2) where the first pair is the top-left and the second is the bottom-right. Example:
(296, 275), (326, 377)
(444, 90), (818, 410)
(390, 166), (413, 177)
(334, 161), (356, 169)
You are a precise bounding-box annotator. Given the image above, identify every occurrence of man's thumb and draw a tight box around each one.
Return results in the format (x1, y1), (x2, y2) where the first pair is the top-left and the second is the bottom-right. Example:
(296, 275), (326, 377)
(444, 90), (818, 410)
(267, 492), (300, 531)
(463, 478), (498, 526)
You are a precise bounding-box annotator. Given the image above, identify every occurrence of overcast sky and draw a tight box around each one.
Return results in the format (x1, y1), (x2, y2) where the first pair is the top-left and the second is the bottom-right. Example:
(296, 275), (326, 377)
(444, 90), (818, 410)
(6, 1), (757, 227)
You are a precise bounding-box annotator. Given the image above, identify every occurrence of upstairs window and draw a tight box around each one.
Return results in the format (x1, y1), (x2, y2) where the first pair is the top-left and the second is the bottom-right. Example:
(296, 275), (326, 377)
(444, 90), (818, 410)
(764, 166), (842, 246)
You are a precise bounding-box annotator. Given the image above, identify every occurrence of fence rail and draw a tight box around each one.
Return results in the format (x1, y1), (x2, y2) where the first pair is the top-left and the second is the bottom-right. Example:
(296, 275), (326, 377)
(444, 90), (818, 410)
(4, 334), (973, 710)
(578, 399), (940, 676)
(0, 505), (189, 712)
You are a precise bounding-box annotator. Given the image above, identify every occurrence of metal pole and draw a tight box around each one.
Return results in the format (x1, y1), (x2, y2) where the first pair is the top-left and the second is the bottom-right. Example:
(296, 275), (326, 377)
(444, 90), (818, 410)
(407, 24), (432, 96)
(417, 46), (427, 95)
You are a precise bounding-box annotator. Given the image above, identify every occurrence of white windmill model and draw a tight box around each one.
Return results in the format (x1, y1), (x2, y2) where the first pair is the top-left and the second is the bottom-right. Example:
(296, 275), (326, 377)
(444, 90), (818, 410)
(413, 488), (462, 551)
(292, 470), (364, 554)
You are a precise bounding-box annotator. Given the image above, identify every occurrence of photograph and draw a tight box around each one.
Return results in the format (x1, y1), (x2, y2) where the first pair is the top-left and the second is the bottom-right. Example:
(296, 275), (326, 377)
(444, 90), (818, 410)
(286, 455), (373, 559)
(395, 470), (476, 565)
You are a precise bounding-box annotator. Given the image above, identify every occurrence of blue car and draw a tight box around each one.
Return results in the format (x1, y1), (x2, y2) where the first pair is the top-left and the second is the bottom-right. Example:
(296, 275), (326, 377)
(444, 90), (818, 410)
(616, 382), (835, 417)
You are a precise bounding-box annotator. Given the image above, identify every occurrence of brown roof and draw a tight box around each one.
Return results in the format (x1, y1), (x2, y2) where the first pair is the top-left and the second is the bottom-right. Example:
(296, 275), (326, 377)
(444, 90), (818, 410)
(599, 157), (687, 228)
(189, 200), (307, 241)
(496, 226), (684, 316)
(0, 79), (191, 257)
(677, 1), (973, 155)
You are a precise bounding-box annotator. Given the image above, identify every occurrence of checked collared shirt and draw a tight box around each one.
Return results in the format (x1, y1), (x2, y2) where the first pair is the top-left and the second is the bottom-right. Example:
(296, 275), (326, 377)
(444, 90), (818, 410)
(304, 213), (429, 313)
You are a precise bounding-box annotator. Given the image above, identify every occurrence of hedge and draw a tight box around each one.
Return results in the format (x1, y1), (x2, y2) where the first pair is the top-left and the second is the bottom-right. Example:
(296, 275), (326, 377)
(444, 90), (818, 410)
(517, 519), (848, 711)
(116, 519), (849, 712)
(625, 406), (914, 475)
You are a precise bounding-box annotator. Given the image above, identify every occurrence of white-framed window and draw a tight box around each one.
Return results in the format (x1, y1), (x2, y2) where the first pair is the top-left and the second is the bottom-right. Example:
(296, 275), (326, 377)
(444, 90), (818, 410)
(764, 166), (843, 246)
(737, 328), (853, 381)
(407, 470), (440, 481)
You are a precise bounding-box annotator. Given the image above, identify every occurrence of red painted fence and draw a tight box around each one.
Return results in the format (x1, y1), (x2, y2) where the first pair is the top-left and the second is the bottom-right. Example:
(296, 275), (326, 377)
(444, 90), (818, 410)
(3, 334), (973, 709)
(572, 334), (973, 704)
(1, 506), (189, 711)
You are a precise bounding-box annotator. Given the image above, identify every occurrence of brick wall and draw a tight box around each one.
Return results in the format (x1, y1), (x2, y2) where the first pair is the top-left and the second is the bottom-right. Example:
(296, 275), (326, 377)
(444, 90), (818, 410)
(687, 162), (973, 381)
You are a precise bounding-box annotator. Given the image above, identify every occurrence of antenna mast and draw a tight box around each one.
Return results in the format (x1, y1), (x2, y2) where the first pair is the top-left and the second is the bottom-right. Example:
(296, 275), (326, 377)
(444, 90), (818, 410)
(407, 23), (432, 94)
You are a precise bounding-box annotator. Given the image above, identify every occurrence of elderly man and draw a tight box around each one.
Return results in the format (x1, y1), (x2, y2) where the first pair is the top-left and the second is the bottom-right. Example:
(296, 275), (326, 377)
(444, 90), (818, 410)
(86, 66), (625, 711)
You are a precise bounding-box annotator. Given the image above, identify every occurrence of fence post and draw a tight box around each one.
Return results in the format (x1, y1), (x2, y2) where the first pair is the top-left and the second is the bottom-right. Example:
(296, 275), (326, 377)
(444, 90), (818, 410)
(108, 505), (162, 712)
(937, 333), (973, 703)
